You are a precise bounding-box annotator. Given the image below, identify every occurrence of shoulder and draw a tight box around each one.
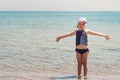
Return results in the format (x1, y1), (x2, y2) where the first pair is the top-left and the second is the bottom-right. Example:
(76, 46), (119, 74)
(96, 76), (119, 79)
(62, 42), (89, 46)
(84, 28), (89, 33)
(84, 29), (90, 34)
(74, 29), (78, 33)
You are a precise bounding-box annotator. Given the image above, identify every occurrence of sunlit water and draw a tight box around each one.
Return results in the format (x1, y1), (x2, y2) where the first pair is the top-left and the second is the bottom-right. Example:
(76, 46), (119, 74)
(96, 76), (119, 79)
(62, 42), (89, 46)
(0, 11), (120, 80)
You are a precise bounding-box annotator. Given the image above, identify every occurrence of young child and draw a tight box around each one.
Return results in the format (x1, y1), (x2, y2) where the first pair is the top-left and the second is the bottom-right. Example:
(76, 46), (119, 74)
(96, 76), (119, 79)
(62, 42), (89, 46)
(56, 18), (110, 79)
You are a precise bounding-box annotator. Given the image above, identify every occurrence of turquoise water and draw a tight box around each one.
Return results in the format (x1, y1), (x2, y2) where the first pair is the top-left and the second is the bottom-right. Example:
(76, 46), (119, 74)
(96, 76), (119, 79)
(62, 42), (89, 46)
(0, 11), (120, 79)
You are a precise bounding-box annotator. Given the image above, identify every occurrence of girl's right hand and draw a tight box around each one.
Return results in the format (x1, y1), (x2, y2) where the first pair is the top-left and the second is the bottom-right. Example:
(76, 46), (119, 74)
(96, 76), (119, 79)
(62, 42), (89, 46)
(56, 37), (61, 42)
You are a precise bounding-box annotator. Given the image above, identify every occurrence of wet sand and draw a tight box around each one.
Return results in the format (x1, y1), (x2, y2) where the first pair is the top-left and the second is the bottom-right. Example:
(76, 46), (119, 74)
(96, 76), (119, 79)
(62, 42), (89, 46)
(0, 71), (120, 80)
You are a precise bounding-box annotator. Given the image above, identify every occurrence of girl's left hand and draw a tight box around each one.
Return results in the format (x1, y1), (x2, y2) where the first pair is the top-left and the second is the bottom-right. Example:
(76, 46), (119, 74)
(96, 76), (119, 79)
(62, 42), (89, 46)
(105, 34), (110, 40)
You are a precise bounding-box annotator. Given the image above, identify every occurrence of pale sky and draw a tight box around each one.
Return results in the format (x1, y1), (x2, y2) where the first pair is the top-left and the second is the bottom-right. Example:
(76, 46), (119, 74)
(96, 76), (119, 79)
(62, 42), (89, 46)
(0, 0), (120, 11)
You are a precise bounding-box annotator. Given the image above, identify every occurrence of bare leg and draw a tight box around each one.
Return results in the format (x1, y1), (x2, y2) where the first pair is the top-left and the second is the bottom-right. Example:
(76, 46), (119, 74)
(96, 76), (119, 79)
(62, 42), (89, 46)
(76, 52), (83, 76)
(82, 52), (89, 78)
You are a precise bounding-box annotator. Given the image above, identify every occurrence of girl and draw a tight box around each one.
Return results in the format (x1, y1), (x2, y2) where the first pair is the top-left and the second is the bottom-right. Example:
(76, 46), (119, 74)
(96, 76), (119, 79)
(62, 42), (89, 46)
(56, 18), (110, 79)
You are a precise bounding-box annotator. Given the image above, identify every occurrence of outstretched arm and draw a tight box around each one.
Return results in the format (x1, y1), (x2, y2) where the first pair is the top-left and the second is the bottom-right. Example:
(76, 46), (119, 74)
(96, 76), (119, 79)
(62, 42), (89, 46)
(87, 30), (110, 40)
(56, 31), (75, 42)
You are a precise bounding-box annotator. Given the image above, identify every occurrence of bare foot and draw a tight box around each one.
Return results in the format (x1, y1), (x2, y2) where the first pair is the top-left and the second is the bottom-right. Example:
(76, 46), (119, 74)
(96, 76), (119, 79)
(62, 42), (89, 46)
(78, 75), (82, 79)
(84, 76), (88, 79)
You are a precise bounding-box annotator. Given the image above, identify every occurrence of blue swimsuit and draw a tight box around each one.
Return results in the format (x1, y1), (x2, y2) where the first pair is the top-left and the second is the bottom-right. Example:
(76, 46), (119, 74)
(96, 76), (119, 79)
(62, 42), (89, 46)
(75, 30), (89, 54)
(76, 30), (88, 46)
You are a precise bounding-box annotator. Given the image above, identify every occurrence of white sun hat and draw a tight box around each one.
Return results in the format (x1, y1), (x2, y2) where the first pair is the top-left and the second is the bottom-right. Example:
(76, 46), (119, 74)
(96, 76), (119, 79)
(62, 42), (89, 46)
(77, 18), (87, 24)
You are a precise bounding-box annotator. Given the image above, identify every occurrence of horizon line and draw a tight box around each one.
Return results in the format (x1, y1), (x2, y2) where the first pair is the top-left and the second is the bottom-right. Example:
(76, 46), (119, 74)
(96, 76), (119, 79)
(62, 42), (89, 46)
(0, 10), (120, 12)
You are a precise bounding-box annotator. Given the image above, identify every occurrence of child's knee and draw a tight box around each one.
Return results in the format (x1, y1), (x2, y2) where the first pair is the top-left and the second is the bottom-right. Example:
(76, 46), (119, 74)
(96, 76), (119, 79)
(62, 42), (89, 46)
(78, 61), (83, 65)
(83, 61), (87, 65)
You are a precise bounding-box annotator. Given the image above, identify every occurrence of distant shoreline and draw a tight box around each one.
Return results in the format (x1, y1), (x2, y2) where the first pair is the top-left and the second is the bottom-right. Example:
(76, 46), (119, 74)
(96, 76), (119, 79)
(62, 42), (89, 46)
(0, 11), (119, 12)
